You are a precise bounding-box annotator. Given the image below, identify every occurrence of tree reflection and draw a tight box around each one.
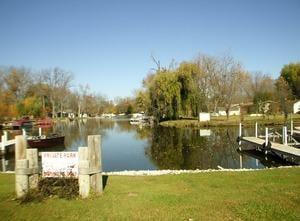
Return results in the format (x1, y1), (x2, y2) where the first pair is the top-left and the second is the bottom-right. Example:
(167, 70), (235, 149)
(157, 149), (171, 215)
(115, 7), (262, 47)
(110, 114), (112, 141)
(146, 126), (241, 170)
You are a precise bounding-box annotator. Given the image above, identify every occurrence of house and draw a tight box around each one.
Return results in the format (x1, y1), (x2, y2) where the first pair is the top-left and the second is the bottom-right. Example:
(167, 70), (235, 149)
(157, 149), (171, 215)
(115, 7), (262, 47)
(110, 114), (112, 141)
(218, 104), (241, 116)
(293, 101), (300, 114)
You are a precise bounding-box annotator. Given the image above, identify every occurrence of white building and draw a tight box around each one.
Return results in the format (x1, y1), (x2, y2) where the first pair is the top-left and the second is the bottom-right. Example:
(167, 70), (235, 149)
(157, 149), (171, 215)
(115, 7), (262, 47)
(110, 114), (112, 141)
(218, 104), (241, 116)
(293, 101), (300, 114)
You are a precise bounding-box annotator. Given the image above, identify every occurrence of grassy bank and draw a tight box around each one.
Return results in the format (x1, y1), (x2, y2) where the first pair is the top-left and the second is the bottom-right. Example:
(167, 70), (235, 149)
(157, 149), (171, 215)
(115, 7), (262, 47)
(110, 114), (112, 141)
(160, 114), (300, 128)
(1, 168), (300, 220)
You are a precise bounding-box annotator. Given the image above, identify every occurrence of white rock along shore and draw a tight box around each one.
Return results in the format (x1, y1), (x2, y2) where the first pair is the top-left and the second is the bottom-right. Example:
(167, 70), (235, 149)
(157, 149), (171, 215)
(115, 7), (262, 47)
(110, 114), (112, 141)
(102, 165), (299, 176)
(1, 165), (299, 176)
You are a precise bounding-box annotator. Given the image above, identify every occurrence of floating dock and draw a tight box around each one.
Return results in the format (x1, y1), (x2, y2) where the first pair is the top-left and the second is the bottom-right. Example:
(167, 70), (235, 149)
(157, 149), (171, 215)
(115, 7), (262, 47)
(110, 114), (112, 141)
(241, 136), (300, 158)
(237, 122), (300, 163)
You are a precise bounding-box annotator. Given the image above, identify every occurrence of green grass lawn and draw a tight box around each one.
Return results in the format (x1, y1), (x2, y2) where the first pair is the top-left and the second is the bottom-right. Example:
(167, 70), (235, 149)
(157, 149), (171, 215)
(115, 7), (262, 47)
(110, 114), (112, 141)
(1, 168), (300, 220)
(160, 114), (300, 128)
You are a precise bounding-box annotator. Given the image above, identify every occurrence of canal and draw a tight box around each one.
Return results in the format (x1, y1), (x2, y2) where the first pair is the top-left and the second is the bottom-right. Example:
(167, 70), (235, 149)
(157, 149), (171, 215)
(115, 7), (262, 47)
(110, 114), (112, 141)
(0, 119), (293, 172)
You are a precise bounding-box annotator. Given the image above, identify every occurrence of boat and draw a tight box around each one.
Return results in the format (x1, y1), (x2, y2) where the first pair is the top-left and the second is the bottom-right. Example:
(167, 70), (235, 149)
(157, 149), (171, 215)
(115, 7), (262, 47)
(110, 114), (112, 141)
(27, 134), (65, 148)
(12, 117), (33, 130)
(129, 115), (150, 125)
(36, 118), (53, 127)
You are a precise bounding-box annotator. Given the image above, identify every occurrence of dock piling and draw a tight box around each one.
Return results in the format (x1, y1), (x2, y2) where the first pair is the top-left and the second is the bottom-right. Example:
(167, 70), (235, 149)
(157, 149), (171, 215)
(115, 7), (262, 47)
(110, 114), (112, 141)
(255, 122), (258, 138)
(265, 127), (268, 146)
(1, 131), (8, 153)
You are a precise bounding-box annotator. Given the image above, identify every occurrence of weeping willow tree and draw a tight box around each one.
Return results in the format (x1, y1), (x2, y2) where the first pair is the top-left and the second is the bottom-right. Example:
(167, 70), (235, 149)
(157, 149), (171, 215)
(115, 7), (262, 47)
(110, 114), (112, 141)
(149, 70), (181, 121)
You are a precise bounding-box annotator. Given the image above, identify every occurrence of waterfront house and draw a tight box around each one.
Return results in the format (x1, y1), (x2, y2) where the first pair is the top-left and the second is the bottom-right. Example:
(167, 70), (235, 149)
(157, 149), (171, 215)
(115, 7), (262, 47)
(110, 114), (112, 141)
(293, 101), (300, 114)
(218, 104), (241, 116)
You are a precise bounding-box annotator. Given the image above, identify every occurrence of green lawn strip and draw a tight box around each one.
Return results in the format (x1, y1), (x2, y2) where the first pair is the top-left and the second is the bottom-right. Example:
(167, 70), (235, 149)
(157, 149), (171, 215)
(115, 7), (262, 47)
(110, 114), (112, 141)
(0, 168), (299, 220)
(160, 114), (300, 128)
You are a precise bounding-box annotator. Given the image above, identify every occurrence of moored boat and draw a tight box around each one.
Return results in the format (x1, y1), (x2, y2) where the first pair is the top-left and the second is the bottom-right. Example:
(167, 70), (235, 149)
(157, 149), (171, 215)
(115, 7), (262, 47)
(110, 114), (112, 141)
(12, 117), (33, 130)
(27, 134), (65, 148)
(36, 118), (53, 127)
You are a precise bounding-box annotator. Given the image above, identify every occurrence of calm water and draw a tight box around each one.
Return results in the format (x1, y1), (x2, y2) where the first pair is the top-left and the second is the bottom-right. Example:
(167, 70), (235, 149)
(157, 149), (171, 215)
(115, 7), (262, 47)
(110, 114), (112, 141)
(0, 119), (293, 172)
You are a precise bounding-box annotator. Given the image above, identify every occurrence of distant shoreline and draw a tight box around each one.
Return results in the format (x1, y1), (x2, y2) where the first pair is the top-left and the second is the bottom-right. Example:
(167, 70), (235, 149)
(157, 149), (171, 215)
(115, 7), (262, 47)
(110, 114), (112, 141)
(159, 114), (300, 128)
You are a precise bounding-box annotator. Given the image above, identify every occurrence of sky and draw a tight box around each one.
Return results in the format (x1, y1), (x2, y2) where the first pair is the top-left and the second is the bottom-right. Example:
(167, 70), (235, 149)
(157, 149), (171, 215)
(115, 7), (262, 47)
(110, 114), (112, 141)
(0, 0), (299, 99)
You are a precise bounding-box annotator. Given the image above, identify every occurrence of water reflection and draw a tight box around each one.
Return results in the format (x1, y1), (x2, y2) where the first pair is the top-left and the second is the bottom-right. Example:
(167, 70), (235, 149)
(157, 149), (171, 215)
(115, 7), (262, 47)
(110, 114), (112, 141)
(0, 119), (295, 172)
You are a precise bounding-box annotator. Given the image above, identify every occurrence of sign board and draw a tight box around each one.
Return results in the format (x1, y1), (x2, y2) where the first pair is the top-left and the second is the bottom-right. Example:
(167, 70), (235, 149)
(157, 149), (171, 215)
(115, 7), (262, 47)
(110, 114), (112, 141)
(41, 152), (78, 177)
(199, 112), (210, 122)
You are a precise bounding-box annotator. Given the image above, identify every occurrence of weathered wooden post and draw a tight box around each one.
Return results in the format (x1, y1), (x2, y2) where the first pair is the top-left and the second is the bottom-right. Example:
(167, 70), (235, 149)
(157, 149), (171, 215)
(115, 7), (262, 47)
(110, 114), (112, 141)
(88, 135), (102, 194)
(78, 135), (102, 198)
(26, 149), (39, 189)
(78, 146), (90, 198)
(15, 135), (29, 198)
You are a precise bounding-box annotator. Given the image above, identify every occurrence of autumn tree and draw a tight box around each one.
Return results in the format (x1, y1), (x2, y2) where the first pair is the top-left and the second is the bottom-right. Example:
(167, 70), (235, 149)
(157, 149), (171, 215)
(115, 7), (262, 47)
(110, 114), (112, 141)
(275, 76), (294, 120)
(280, 62), (300, 99)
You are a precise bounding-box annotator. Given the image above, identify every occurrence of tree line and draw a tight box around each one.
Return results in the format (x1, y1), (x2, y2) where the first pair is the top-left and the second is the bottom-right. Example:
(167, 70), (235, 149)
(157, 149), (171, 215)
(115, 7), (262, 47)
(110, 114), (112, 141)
(0, 67), (134, 120)
(0, 55), (299, 121)
(135, 54), (300, 121)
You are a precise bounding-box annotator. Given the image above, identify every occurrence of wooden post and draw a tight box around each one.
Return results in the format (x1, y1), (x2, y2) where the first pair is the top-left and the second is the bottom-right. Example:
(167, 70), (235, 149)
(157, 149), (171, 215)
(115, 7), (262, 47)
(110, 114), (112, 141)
(26, 149), (39, 189)
(265, 127), (268, 146)
(15, 159), (29, 198)
(15, 135), (28, 198)
(88, 135), (102, 194)
(78, 135), (103, 198)
(255, 122), (258, 138)
(15, 135), (27, 161)
(78, 146), (90, 198)
(39, 128), (42, 136)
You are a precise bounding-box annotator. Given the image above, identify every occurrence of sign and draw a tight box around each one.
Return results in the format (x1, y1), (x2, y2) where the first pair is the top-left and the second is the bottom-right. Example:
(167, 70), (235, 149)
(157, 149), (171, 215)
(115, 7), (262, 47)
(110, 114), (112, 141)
(41, 152), (78, 177)
(199, 112), (210, 122)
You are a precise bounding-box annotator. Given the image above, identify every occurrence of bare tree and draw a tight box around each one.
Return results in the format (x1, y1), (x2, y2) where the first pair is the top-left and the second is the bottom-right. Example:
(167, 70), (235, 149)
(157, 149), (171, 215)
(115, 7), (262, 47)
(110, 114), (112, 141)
(77, 84), (90, 117)
(42, 67), (73, 118)
(195, 54), (244, 118)
(216, 55), (244, 119)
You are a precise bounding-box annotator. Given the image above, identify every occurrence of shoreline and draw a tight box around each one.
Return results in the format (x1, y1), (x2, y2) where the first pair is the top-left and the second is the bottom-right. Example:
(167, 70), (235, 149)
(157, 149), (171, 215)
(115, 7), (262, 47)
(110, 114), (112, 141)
(1, 165), (299, 176)
(159, 115), (300, 128)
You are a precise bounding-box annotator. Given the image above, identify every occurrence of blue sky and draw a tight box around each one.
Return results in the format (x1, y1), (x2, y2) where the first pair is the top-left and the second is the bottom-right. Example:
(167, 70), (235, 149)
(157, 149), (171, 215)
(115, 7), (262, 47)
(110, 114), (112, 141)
(0, 0), (299, 99)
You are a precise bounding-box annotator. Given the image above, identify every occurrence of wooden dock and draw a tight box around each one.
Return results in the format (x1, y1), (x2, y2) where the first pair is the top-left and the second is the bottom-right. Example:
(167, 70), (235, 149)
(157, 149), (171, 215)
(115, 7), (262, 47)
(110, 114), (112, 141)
(237, 122), (300, 163)
(241, 137), (300, 158)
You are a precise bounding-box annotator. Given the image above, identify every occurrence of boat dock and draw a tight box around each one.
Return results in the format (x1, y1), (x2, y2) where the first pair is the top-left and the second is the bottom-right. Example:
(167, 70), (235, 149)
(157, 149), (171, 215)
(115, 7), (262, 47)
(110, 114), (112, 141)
(241, 136), (300, 158)
(237, 122), (300, 163)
